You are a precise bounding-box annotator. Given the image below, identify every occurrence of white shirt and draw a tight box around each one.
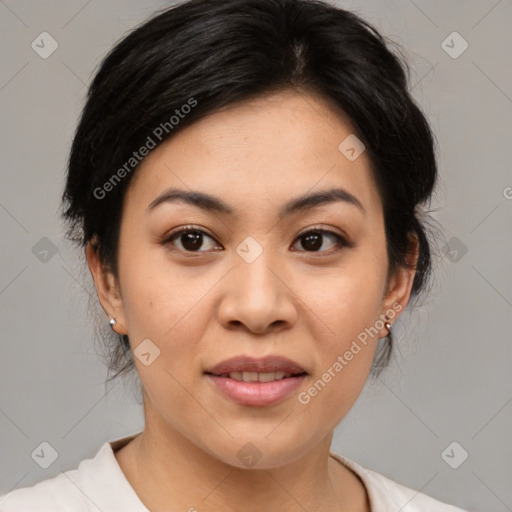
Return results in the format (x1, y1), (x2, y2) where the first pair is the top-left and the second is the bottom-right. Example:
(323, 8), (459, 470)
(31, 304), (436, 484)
(0, 434), (468, 511)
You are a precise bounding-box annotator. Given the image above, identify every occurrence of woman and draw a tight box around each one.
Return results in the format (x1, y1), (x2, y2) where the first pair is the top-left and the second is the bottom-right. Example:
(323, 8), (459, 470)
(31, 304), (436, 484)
(0, 0), (469, 510)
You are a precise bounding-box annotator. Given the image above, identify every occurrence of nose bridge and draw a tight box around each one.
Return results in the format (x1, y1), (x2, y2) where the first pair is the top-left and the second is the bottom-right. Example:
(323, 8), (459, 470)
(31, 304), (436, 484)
(234, 239), (282, 304)
(216, 238), (297, 333)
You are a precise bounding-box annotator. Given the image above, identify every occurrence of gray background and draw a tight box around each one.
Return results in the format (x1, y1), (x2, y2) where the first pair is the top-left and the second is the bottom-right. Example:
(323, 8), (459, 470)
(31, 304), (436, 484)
(1, 1), (511, 510)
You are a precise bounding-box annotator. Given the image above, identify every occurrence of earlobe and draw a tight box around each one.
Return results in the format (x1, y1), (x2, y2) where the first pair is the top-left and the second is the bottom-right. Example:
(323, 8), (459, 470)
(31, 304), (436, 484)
(85, 241), (128, 335)
(379, 233), (419, 336)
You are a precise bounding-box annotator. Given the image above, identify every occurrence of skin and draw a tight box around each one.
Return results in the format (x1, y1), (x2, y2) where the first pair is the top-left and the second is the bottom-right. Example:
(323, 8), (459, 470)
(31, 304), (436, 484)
(87, 89), (418, 511)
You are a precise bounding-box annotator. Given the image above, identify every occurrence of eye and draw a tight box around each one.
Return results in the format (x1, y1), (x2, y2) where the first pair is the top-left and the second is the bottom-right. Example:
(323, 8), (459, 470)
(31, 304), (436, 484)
(291, 227), (352, 255)
(162, 225), (222, 253)
(161, 225), (353, 256)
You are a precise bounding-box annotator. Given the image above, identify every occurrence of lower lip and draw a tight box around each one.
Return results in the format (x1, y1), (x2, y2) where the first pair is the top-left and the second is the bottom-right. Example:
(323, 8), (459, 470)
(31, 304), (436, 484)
(206, 374), (306, 406)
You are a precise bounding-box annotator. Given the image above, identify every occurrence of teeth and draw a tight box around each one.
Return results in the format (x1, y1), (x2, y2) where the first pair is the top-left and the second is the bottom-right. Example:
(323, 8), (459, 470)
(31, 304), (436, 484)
(242, 371), (259, 382)
(227, 371), (292, 382)
(258, 372), (277, 382)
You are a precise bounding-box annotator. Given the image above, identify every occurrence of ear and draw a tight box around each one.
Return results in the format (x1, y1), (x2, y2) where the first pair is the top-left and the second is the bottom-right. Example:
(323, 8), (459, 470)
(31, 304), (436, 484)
(85, 241), (128, 335)
(378, 232), (419, 337)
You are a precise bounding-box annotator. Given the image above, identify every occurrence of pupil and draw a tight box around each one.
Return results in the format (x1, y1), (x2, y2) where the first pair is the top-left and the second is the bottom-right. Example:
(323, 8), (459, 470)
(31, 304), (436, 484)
(303, 232), (322, 251)
(182, 231), (202, 251)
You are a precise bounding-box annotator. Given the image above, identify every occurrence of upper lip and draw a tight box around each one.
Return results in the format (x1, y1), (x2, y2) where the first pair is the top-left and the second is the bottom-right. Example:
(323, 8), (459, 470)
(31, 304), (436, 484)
(206, 356), (307, 376)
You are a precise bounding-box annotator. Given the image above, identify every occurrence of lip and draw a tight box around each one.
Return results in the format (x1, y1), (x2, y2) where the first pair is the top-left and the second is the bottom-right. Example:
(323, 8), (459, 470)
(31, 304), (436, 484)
(207, 375), (306, 406)
(205, 356), (308, 407)
(206, 355), (307, 376)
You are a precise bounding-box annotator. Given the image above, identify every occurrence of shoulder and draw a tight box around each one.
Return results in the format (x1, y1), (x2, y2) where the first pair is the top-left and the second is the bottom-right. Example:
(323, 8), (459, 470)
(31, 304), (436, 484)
(0, 467), (89, 512)
(330, 451), (469, 512)
(0, 434), (144, 512)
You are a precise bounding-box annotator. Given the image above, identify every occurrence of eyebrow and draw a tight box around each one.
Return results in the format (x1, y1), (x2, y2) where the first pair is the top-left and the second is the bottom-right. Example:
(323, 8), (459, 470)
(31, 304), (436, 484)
(147, 186), (365, 217)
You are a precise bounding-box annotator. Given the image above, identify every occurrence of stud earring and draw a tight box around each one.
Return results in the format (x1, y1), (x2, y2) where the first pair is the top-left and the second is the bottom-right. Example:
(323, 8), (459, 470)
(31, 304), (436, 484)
(384, 321), (392, 333)
(109, 317), (117, 330)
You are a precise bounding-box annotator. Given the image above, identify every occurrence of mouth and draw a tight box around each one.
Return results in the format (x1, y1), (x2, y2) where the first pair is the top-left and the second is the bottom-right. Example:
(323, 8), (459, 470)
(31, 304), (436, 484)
(204, 356), (308, 406)
(208, 370), (307, 382)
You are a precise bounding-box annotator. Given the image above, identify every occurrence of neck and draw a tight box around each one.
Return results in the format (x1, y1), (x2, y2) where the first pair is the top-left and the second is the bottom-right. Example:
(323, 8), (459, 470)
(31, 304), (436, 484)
(115, 408), (369, 511)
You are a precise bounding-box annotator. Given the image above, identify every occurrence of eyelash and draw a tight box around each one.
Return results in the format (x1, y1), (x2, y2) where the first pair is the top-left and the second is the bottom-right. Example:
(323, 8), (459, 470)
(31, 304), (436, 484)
(161, 224), (354, 256)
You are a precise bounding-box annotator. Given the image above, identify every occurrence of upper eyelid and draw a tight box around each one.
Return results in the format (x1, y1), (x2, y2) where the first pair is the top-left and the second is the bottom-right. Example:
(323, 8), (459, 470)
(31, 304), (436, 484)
(165, 225), (216, 241)
(166, 225), (344, 238)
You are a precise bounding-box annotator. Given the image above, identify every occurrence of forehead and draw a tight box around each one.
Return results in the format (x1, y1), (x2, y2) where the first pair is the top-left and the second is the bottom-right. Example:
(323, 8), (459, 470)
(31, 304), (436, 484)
(126, 90), (382, 220)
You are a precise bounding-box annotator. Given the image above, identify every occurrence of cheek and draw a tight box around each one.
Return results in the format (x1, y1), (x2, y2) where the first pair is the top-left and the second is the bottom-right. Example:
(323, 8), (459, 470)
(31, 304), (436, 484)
(118, 253), (210, 417)
(117, 241), (219, 395)
(306, 250), (387, 341)
(297, 251), (386, 401)
(117, 235), (201, 335)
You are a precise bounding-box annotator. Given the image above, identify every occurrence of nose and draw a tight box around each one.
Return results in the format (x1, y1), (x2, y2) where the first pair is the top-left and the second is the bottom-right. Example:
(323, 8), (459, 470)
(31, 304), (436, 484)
(216, 254), (298, 335)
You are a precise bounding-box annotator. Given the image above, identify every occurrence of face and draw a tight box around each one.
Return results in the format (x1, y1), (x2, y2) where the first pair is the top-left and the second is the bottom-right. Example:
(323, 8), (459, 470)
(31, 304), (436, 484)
(88, 90), (415, 469)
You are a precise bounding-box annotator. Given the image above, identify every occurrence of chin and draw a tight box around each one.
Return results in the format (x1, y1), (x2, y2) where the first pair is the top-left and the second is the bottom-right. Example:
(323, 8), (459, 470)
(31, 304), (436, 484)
(202, 428), (319, 471)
